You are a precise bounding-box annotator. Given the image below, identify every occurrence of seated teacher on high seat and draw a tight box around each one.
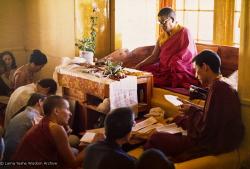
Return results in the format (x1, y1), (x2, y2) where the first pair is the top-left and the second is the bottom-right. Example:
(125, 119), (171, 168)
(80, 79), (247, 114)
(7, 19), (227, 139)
(135, 7), (198, 88)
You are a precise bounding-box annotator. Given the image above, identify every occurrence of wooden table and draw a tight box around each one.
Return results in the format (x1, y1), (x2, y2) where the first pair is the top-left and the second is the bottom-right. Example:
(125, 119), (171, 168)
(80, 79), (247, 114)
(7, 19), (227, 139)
(57, 67), (153, 131)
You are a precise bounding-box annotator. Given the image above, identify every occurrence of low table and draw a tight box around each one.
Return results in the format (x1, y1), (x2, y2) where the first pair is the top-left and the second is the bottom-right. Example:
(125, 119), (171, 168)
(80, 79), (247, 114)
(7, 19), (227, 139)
(56, 65), (153, 130)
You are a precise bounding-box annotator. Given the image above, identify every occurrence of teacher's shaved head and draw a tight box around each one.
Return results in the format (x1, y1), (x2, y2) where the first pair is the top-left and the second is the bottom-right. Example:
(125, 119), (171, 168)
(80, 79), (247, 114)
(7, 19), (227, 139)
(158, 7), (176, 22)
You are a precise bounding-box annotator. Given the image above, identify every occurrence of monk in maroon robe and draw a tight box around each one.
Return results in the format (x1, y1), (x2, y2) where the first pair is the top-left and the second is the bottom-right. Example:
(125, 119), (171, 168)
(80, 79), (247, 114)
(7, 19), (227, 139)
(12, 96), (84, 169)
(144, 50), (244, 162)
(135, 7), (199, 88)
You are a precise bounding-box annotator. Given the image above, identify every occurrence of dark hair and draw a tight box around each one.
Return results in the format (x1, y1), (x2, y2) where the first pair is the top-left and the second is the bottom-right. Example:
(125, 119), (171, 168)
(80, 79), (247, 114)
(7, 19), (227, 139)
(192, 50), (221, 74)
(43, 95), (66, 116)
(27, 93), (46, 107)
(158, 7), (176, 22)
(37, 78), (57, 95)
(14, 93), (46, 117)
(0, 51), (17, 69)
(137, 149), (175, 169)
(0, 60), (6, 71)
(29, 49), (47, 65)
(104, 107), (134, 141)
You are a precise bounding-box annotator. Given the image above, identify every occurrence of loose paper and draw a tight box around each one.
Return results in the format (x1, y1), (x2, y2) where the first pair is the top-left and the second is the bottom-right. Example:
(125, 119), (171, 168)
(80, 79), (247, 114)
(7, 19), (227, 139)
(156, 123), (186, 135)
(109, 76), (138, 111)
(164, 95), (183, 106)
(137, 123), (164, 134)
(132, 117), (157, 132)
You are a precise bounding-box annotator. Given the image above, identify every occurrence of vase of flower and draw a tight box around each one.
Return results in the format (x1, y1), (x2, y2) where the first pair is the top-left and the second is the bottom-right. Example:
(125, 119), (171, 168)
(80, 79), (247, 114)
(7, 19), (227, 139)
(75, 6), (98, 64)
(79, 50), (94, 64)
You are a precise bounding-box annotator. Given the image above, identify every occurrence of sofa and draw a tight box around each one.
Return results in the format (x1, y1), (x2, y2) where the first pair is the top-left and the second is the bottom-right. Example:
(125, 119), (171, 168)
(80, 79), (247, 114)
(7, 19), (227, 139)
(104, 43), (239, 116)
(104, 43), (250, 169)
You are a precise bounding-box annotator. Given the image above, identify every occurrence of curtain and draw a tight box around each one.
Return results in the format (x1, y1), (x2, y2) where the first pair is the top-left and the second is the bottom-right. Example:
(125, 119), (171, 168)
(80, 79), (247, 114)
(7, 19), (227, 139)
(213, 0), (235, 45)
(159, 0), (175, 9)
(238, 0), (250, 154)
(238, 0), (250, 99)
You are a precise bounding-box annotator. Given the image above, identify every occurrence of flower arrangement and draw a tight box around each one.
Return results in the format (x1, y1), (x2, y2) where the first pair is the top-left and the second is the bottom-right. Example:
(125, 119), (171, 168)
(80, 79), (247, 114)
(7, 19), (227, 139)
(103, 60), (126, 79)
(75, 7), (98, 53)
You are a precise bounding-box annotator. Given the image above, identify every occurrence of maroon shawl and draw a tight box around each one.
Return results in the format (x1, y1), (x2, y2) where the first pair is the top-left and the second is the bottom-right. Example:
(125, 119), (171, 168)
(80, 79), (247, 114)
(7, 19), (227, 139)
(180, 79), (245, 153)
(142, 27), (199, 88)
(145, 79), (244, 162)
(11, 118), (66, 169)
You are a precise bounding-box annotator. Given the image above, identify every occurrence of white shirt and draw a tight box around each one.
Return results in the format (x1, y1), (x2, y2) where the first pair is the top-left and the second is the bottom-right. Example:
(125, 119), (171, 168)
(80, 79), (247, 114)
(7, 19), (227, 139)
(4, 83), (36, 129)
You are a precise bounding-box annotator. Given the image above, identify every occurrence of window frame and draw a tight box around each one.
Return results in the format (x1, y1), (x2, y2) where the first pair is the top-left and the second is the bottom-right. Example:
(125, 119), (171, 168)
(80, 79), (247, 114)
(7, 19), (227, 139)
(175, 0), (214, 43)
(233, 0), (241, 46)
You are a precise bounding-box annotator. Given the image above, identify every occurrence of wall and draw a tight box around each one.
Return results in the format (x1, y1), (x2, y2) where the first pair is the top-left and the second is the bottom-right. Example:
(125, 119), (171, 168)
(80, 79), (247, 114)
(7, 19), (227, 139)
(114, 0), (158, 51)
(0, 0), (26, 66)
(0, 0), (75, 79)
(24, 0), (75, 79)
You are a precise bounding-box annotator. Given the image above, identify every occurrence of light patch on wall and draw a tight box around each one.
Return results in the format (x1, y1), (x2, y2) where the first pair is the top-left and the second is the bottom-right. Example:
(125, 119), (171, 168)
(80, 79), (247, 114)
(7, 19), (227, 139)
(115, 0), (158, 51)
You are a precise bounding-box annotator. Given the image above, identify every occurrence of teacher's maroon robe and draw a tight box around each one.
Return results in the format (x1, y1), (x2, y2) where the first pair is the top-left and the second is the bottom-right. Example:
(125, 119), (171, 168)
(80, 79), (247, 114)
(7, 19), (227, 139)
(141, 27), (199, 88)
(144, 79), (244, 162)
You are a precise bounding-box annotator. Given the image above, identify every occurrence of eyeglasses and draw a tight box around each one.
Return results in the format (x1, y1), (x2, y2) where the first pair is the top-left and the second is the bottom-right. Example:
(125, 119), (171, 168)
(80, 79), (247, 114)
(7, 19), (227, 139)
(158, 18), (170, 25)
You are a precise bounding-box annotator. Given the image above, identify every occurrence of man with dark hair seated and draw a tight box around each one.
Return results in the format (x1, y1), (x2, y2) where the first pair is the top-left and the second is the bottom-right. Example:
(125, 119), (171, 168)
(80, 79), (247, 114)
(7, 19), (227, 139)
(144, 50), (244, 162)
(136, 149), (175, 169)
(4, 93), (46, 161)
(12, 49), (48, 89)
(83, 107), (136, 169)
(4, 78), (57, 128)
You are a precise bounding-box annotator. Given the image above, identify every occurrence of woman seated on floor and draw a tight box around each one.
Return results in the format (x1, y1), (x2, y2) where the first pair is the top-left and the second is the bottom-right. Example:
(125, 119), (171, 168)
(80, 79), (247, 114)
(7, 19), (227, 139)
(0, 60), (11, 96)
(0, 51), (17, 91)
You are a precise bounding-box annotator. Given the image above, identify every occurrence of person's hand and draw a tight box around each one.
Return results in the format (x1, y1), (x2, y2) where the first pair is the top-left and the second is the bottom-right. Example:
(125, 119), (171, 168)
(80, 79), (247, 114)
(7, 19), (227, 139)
(177, 98), (192, 113)
(178, 103), (192, 113)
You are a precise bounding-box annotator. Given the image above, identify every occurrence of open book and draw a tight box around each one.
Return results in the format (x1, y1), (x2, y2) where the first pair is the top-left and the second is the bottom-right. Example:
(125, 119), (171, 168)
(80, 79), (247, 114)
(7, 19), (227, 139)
(156, 123), (187, 135)
(132, 117), (186, 136)
(80, 128), (105, 143)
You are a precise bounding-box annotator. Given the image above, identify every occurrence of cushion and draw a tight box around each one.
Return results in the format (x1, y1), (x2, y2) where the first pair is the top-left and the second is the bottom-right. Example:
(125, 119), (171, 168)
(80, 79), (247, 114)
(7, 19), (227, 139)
(123, 46), (154, 68)
(164, 87), (190, 96)
(102, 46), (154, 68)
(221, 70), (238, 90)
(196, 43), (219, 54)
(151, 88), (204, 117)
(218, 46), (239, 77)
(128, 147), (240, 169)
(102, 48), (130, 63)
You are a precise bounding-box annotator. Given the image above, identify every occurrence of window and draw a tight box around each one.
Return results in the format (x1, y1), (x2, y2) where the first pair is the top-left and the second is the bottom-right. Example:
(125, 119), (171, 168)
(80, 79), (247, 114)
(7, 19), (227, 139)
(115, 0), (158, 50)
(234, 0), (241, 45)
(175, 0), (214, 43)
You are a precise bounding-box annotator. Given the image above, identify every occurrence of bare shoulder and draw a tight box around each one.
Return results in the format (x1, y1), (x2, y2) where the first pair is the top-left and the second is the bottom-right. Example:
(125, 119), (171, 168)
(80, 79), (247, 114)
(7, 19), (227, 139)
(49, 122), (67, 139)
